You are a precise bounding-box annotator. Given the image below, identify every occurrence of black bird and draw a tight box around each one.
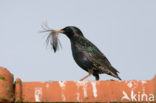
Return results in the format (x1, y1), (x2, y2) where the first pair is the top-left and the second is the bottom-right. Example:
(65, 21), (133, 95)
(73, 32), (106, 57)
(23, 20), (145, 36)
(49, 26), (121, 81)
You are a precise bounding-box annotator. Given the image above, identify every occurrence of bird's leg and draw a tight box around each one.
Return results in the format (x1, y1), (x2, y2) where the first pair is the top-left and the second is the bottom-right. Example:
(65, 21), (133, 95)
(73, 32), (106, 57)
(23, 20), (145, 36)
(80, 73), (92, 81)
(93, 74), (99, 80)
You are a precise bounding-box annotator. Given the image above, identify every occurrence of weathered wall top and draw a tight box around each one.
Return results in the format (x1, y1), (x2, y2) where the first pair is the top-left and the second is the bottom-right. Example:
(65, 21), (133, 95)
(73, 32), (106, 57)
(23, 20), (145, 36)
(0, 66), (155, 102)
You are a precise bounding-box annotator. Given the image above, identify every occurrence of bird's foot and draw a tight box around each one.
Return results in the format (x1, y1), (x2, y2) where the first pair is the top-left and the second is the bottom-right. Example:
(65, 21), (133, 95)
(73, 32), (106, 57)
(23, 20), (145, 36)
(109, 79), (115, 81)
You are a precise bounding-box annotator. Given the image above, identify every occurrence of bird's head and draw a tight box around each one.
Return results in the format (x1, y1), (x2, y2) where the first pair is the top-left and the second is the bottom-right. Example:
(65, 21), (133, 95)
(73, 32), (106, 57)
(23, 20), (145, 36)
(55, 26), (84, 39)
(42, 26), (84, 52)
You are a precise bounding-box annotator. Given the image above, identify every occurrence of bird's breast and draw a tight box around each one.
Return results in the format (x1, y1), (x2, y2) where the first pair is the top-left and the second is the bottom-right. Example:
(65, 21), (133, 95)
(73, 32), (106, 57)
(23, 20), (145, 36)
(71, 43), (93, 71)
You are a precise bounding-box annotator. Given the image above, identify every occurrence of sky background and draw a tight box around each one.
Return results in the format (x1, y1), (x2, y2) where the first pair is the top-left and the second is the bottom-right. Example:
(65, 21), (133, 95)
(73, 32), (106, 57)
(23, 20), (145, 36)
(0, 0), (156, 81)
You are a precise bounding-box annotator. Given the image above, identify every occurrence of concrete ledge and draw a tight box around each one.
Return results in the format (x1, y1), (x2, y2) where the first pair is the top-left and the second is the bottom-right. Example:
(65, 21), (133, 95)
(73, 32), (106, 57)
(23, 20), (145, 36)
(0, 66), (156, 102)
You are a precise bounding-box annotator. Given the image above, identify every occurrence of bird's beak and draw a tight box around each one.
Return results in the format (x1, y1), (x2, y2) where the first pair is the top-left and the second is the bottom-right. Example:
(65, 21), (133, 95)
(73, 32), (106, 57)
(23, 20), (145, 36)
(55, 29), (64, 33)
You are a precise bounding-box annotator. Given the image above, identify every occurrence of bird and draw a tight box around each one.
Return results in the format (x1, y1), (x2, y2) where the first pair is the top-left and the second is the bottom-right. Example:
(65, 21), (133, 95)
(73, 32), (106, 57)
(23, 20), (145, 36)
(49, 26), (121, 81)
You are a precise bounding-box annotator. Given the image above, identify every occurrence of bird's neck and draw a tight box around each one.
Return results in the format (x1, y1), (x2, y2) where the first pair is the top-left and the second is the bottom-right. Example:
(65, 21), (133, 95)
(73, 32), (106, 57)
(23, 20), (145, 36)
(66, 32), (84, 40)
(69, 35), (84, 43)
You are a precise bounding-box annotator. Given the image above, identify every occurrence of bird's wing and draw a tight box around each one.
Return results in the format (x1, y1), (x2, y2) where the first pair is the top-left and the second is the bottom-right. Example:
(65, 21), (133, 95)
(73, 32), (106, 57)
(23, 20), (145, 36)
(75, 37), (120, 74)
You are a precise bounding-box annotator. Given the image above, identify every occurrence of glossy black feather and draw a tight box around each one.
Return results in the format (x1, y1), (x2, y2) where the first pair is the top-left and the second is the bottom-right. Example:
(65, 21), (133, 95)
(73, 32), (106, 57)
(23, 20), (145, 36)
(61, 26), (121, 80)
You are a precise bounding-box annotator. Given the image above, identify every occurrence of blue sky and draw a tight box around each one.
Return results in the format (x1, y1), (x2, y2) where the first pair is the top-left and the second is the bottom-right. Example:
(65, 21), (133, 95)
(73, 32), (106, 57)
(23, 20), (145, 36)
(0, 0), (156, 81)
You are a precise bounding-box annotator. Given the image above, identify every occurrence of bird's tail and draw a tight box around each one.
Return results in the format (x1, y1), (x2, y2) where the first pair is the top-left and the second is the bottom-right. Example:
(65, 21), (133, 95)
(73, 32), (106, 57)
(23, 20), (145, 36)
(109, 66), (122, 80)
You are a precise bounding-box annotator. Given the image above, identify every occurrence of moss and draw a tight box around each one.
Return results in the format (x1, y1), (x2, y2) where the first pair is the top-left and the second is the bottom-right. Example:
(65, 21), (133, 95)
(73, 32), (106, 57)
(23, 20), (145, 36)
(16, 80), (21, 85)
(1, 96), (11, 102)
(154, 91), (156, 97)
(15, 98), (22, 103)
(0, 75), (6, 81)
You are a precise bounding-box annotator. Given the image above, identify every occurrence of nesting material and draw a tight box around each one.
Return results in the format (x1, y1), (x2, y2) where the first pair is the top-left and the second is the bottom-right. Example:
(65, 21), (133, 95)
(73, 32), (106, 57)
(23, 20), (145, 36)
(41, 25), (61, 52)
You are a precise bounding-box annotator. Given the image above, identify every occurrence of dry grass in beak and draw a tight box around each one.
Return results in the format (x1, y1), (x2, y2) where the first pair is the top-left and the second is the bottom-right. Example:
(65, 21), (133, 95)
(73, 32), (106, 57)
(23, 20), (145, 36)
(41, 25), (62, 52)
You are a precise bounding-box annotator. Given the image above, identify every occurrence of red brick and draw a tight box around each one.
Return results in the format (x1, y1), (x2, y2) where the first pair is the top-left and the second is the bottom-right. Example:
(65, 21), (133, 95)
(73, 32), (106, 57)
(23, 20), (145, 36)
(0, 67), (156, 102)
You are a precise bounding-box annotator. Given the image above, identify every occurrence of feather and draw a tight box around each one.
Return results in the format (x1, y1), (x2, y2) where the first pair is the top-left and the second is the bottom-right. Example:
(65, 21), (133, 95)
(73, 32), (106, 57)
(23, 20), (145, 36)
(41, 25), (61, 52)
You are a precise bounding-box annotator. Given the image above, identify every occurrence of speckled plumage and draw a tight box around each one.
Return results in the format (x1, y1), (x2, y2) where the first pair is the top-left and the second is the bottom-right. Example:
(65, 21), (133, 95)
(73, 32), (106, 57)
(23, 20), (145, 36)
(60, 26), (121, 80)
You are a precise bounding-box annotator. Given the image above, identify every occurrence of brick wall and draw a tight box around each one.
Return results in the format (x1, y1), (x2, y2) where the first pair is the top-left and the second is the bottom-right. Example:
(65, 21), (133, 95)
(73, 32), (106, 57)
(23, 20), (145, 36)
(0, 67), (155, 102)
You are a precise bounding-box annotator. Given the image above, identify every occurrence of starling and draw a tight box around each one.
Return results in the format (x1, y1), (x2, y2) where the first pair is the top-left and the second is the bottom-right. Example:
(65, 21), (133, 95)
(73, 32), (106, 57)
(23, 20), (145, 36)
(45, 26), (121, 81)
